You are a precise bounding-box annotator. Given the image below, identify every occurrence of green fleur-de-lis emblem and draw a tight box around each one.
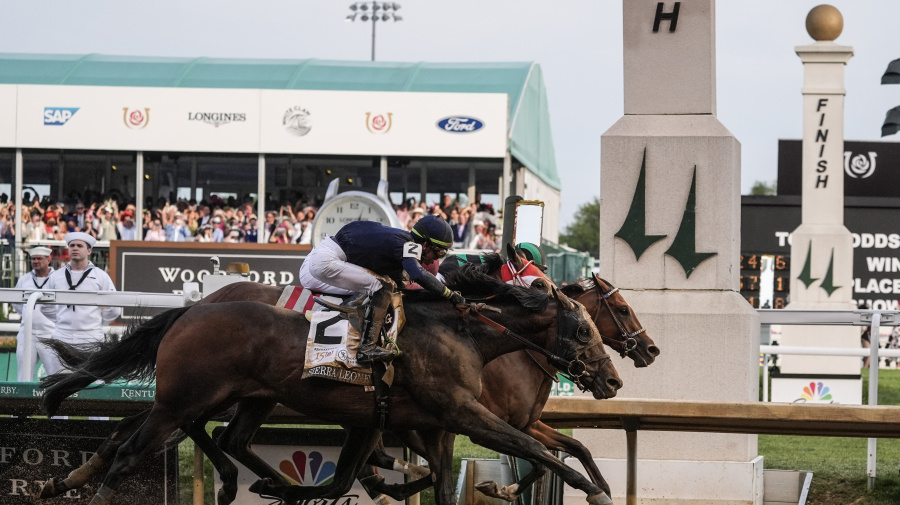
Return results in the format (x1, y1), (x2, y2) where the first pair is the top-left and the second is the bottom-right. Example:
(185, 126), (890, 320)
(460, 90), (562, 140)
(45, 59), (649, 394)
(664, 166), (717, 278)
(614, 148), (666, 260)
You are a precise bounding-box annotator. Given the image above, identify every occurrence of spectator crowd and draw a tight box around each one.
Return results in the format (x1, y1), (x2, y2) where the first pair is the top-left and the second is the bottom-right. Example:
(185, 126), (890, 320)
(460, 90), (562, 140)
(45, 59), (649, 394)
(0, 190), (502, 251)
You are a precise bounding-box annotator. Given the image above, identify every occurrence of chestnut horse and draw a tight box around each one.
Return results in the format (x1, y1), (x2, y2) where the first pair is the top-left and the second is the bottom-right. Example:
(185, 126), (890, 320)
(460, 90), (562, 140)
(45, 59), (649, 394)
(41, 269), (622, 505)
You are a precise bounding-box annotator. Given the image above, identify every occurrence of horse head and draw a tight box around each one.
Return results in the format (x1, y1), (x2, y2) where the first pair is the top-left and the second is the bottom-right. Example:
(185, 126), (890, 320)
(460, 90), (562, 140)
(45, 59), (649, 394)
(504, 243), (552, 295)
(565, 274), (659, 367)
(552, 286), (622, 400)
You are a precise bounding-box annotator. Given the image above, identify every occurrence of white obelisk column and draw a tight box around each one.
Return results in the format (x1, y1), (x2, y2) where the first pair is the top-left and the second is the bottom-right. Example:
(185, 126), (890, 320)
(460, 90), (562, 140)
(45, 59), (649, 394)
(569, 1), (763, 503)
(776, 6), (859, 401)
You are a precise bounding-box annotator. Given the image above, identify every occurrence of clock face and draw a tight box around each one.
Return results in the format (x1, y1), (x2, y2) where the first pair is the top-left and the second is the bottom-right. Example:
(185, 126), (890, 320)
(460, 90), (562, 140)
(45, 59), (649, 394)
(311, 193), (397, 246)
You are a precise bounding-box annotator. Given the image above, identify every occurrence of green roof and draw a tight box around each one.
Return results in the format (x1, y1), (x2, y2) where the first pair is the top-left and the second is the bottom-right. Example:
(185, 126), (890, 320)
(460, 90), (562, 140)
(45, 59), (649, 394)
(0, 53), (560, 190)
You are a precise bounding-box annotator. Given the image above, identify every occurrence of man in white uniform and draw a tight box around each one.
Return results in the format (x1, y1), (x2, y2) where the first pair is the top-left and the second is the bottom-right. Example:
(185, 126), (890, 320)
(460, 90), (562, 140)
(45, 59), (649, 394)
(13, 246), (56, 381)
(40, 232), (120, 375)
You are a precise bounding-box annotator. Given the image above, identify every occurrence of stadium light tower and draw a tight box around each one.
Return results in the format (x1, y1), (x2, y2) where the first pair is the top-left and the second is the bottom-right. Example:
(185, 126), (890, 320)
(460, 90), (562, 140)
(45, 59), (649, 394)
(345, 2), (402, 61)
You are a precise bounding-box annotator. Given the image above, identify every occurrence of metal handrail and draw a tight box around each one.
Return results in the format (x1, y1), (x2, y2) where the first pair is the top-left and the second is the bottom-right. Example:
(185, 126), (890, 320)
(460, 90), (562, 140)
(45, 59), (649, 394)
(757, 307), (891, 490)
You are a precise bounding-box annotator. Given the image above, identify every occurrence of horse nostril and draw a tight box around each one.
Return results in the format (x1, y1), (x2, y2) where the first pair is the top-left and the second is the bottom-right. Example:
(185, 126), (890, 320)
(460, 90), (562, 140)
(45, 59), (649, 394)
(648, 345), (660, 357)
(607, 377), (623, 390)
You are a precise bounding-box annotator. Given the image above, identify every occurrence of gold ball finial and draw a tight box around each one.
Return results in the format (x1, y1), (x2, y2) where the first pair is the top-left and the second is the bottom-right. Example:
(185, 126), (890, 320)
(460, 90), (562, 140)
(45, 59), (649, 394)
(806, 5), (843, 41)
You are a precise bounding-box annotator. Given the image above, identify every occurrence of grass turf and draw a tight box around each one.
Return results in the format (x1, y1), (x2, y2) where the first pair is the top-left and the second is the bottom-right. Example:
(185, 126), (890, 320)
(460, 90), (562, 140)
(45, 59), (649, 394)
(757, 368), (900, 504)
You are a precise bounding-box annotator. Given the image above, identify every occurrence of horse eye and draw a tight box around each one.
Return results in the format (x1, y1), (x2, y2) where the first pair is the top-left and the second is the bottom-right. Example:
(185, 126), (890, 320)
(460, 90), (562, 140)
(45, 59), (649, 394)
(617, 306), (629, 315)
(578, 326), (589, 336)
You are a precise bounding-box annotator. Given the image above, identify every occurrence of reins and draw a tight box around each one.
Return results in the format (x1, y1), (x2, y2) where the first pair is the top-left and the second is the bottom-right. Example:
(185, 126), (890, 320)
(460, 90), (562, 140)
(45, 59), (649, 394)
(457, 303), (608, 391)
(592, 283), (646, 358)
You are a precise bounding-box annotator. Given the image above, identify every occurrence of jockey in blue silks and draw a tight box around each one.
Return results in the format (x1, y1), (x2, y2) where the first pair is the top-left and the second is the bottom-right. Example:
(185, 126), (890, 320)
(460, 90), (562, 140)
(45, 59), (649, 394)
(298, 215), (464, 363)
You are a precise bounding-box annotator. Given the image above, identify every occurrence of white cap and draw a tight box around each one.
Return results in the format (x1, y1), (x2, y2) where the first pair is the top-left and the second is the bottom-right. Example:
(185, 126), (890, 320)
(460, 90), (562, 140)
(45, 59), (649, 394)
(29, 246), (52, 257)
(65, 232), (96, 248)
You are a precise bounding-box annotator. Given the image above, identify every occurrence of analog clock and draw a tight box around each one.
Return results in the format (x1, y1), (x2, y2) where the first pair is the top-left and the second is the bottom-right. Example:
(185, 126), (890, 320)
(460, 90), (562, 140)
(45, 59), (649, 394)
(310, 178), (401, 246)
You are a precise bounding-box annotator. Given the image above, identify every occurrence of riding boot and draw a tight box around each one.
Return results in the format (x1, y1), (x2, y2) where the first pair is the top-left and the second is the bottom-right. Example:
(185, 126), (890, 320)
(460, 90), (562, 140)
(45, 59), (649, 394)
(356, 284), (398, 364)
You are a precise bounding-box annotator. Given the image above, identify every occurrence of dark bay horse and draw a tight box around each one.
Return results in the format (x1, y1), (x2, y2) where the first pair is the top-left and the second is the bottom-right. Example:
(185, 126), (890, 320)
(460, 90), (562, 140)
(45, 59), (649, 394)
(40, 272), (656, 505)
(41, 270), (622, 505)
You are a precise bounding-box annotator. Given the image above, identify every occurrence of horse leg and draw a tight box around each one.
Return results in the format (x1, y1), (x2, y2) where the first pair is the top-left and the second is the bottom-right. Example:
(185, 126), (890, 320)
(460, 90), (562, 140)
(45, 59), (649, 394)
(525, 421), (611, 497)
(217, 398), (291, 492)
(88, 404), (190, 505)
(39, 408), (151, 498)
(366, 435), (430, 480)
(447, 402), (612, 505)
(356, 465), (394, 505)
(184, 413), (240, 505)
(356, 429), (441, 501)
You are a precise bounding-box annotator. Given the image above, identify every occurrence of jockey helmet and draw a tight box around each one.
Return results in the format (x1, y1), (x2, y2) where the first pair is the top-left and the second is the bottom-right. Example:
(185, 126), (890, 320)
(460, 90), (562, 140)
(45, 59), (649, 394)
(515, 242), (548, 271)
(412, 215), (453, 250)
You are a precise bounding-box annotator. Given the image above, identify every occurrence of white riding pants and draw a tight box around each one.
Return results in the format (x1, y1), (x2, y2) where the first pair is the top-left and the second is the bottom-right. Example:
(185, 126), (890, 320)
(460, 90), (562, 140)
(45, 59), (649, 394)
(298, 237), (383, 297)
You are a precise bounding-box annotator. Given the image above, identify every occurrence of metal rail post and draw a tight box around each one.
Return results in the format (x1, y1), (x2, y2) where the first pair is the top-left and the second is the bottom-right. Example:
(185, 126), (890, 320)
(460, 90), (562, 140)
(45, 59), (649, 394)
(867, 312), (881, 491)
(193, 442), (204, 505)
(19, 291), (43, 382)
(622, 417), (640, 505)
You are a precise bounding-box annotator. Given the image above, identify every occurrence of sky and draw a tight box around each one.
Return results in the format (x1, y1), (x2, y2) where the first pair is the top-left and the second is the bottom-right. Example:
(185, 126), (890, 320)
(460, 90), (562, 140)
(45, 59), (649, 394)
(1, 1), (898, 229)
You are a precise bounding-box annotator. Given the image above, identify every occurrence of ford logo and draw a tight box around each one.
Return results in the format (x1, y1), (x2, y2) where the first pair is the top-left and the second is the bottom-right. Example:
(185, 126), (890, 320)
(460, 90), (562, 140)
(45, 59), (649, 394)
(436, 116), (484, 133)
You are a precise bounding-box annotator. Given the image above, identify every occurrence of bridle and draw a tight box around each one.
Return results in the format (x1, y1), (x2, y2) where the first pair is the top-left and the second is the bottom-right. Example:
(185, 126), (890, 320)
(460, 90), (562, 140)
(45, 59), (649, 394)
(459, 299), (610, 392)
(588, 279), (646, 358)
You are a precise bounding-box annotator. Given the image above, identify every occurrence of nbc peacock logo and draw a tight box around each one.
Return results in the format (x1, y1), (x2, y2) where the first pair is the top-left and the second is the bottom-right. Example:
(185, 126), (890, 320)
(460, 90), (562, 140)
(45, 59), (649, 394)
(797, 381), (833, 403)
(279, 450), (336, 486)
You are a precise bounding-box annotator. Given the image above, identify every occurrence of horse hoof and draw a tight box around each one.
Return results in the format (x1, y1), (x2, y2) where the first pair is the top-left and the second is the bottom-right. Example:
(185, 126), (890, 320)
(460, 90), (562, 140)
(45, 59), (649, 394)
(217, 486), (237, 505)
(474, 481), (519, 501)
(248, 477), (272, 494)
(39, 478), (69, 499)
(372, 494), (393, 505)
(587, 491), (614, 505)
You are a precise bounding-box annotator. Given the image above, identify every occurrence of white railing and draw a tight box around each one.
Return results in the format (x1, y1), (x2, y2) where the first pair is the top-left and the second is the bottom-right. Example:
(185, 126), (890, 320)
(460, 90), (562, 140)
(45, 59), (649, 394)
(757, 308), (898, 489)
(0, 287), (194, 382)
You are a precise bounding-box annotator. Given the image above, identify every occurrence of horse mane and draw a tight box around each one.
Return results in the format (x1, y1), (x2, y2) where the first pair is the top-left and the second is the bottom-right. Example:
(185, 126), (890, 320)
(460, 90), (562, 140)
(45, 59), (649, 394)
(478, 252), (504, 272)
(442, 263), (550, 312)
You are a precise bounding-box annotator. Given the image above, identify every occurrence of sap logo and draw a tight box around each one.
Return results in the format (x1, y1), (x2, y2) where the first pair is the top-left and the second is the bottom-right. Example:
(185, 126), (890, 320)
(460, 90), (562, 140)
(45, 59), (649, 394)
(43, 107), (80, 126)
(436, 116), (484, 133)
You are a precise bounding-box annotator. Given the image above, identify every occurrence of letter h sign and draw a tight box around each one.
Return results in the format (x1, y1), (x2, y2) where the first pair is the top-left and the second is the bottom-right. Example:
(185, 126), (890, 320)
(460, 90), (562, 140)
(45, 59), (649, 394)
(653, 2), (680, 32)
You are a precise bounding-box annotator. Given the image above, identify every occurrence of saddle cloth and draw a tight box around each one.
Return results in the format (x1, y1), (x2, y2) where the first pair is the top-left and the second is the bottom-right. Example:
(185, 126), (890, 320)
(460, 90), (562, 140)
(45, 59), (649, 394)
(278, 286), (404, 387)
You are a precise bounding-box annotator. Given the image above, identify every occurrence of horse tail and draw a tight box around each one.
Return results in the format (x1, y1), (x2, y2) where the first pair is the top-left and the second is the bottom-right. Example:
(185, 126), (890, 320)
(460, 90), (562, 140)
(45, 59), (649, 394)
(40, 305), (191, 417)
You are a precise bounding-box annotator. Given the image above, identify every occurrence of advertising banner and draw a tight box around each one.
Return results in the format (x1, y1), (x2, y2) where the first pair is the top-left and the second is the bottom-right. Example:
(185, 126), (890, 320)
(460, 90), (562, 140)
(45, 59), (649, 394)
(259, 89), (508, 158)
(16, 84), (261, 152)
(10, 84), (508, 158)
(110, 242), (309, 293)
(211, 427), (407, 505)
(778, 139), (900, 198)
(771, 377), (863, 405)
(0, 85), (15, 147)
(0, 418), (177, 504)
(110, 242), (310, 318)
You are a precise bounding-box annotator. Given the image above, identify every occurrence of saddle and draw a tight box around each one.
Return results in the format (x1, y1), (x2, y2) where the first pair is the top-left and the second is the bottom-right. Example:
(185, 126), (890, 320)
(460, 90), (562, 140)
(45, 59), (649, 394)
(277, 286), (404, 387)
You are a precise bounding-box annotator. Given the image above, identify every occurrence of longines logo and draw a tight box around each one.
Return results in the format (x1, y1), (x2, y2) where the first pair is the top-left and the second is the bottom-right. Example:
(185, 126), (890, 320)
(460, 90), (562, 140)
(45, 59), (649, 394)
(283, 106), (312, 136)
(123, 107), (150, 129)
(188, 112), (246, 128)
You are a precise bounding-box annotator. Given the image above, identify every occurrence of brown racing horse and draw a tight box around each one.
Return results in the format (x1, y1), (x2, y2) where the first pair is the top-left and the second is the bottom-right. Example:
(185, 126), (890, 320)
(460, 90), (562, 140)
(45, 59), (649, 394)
(40, 267), (655, 504)
(40, 268), (622, 505)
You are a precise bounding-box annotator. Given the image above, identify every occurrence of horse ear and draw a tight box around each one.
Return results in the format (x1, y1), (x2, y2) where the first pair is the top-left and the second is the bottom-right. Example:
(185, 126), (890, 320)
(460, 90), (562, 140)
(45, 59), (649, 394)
(553, 286), (576, 311)
(592, 272), (604, 288)
(507, 243), (524, 268)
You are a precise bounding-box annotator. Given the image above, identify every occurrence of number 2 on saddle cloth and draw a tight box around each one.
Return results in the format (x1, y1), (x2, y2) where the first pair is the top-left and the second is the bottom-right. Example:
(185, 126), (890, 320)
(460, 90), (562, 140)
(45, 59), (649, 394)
(281, 286), (405, 387)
